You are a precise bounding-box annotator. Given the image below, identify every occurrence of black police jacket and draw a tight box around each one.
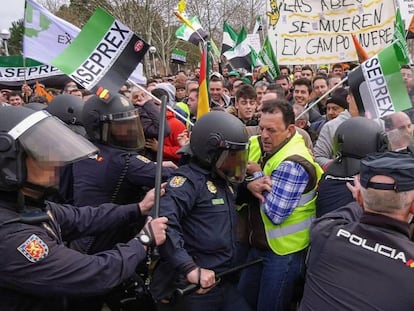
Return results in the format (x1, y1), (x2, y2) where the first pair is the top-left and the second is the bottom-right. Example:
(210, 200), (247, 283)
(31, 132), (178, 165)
(72, 143), (175, 206)
(299, 202), (414, 310)
(0, 194), (146, 311)
(159, 162), (239, 273)
(151, 162), (239, 300)
(68, 143), (175, 254)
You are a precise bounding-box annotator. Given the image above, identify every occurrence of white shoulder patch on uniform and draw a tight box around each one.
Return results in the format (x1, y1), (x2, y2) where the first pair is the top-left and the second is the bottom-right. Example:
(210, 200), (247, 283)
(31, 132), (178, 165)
(136, 155), (151, 163)
(169, 176), (187, 187)
(17, 234), (49, 263)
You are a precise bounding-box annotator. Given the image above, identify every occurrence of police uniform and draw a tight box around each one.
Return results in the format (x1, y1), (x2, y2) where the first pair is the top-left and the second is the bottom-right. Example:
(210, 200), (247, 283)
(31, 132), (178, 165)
(0, 192), (147, 311)
(68, 143), (174, 254)
(316, 174), (355, 217)
(72, 143), (175, 206)
(299, 202), (414, 310)
(300, 152), (414, 310)
(152, 162), (250, 311)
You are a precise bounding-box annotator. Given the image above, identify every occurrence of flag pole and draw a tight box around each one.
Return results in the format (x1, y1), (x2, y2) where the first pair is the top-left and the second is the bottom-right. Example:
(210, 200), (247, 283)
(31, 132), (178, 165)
(295, 75), (348, 121)
(22, 0), (29, 103)
(174, 11), (206, 45)
(22, 57), (29, 103)
(295, 36), (406, 121)
(127, 79), (194, 126)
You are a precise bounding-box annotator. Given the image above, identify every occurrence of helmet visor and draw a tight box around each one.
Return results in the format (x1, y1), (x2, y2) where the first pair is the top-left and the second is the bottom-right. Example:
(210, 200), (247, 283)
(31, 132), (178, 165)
(215, 146), (248, 184)
(15, 113), (98, 165)
(102, 110), (145, 150)
(386, 128), (414, 151)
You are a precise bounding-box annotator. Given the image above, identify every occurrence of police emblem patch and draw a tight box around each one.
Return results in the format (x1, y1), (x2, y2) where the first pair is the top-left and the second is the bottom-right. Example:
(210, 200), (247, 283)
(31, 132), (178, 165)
(169, 176), (187, 187)
(136, 155), (151, 163)
(17, 234), (49, 263)
(206, 181), (217, 194)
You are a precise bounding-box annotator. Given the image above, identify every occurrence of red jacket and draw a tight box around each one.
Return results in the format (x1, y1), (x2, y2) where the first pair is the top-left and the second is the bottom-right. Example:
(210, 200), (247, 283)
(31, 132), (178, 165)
(163, 110), (186, 163)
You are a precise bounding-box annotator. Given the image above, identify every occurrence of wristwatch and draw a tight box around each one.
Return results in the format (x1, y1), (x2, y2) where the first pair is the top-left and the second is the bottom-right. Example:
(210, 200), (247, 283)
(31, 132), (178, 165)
(137, 232), (151, 245)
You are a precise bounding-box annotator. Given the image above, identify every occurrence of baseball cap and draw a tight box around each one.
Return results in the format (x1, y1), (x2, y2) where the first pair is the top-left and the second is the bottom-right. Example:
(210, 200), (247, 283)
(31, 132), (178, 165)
(210, 72), (223, 80)
(360, 151), (414, 192)
(228, 71), (240, 77)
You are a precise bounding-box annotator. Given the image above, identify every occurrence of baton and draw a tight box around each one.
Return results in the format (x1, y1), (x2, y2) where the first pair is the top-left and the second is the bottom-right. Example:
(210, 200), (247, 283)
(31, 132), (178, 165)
(144, 94), (167, 291)
(175, 258), (263, 296)
(153, 94), (168, 218)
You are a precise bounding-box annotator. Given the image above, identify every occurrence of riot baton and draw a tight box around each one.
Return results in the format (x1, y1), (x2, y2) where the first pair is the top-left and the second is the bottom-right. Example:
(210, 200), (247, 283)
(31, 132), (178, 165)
(144, 94), (168, 291)
(153, 94), (168, 218)
(175, 258), (263, 296)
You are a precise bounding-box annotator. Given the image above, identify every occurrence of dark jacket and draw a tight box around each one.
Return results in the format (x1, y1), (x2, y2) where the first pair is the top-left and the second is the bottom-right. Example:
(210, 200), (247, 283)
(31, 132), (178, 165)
(300, 202), (414, 310)
(69, 143), (175, 254)
(0, 193), (146, 311)
(152, 162), (239, 300)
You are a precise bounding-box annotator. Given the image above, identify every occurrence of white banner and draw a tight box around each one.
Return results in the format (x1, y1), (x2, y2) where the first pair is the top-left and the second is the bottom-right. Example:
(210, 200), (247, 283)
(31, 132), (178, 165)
(0, 65), (61, 82)
(267, 0), (396, 64)
(247, 34), (261, 53)
(396, 0), (414, 28)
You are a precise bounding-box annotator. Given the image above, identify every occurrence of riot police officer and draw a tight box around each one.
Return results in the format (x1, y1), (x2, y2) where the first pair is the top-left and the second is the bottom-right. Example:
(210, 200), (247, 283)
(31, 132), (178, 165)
(45, 94), (88, 204)
(316, 117), (389, 217)
(152, 111), (252, 311)
(46, 94), (86, 136)
(69, 94), (176, 254)
(0, 106), (167, 311)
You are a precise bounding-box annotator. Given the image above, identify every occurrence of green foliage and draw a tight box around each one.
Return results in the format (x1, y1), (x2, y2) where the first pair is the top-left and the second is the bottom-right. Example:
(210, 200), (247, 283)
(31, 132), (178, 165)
(8, 19), (24, 55)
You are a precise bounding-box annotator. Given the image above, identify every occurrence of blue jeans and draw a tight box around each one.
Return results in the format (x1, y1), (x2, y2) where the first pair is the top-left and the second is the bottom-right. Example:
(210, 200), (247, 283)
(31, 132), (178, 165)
(237, 247), (307, 311)
(178, 281), (251, 311)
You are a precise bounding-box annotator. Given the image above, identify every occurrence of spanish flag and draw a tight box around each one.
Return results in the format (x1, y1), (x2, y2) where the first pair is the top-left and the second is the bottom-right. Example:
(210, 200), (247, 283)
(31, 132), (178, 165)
(351, 34), (369, 63)
(197, 43), (209, 120)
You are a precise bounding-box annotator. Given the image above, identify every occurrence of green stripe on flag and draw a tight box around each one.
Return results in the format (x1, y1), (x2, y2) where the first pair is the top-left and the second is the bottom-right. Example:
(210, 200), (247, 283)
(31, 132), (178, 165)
(0, 56), (43, 67)
(51, 8), (114, 73)
(377, 45), (411, 114)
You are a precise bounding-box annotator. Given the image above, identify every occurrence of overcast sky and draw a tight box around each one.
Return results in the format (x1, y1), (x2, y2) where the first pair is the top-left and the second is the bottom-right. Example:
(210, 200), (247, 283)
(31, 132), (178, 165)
(0, 0), (25, 31)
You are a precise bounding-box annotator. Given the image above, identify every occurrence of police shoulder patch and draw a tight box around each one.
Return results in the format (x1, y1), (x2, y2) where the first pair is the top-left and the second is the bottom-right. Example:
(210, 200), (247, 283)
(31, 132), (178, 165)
(17, 234), (49, 263)
(169, 176), (187, 187)
(136, 155), (151, 163)
(206, 181), (217, 194)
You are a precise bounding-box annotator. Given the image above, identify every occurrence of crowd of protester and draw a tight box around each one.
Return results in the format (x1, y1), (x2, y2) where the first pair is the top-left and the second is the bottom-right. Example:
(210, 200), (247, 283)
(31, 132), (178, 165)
(1, 61), (414, 311)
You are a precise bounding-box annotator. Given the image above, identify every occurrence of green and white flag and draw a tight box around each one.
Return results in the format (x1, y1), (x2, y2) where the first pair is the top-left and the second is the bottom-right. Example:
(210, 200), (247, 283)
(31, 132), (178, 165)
(252, 16), (263, 34)
(0, 55), (62, 85)
(393, 8), (410, 66)
(24, 0), (79, 65)
(51, 8), (149, 97)
(221, 22), (238, 54)
(348, 43), (411, 119)
(171, 48), (187, 64)
(175, 16), (207, 46)
(257, 36), (280, 79)
(223, 27), (252, 72)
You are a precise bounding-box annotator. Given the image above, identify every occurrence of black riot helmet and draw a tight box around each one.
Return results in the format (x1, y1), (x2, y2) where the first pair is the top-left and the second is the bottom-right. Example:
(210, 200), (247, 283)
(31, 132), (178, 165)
(0, 106), (98, 191)
(327, 117), (389, 177)
(82, 94), (145, 150)
(190, 111), (249, 183)
(47, 94), (84, 125)
(46, 94), (86, 136)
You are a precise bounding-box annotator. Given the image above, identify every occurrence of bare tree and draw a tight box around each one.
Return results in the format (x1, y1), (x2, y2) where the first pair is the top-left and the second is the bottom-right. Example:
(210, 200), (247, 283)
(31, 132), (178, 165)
(40, 0), (268, 76)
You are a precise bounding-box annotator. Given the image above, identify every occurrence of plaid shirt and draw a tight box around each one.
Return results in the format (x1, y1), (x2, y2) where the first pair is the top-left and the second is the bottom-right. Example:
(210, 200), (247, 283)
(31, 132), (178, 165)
(262, 161), (309, 225)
